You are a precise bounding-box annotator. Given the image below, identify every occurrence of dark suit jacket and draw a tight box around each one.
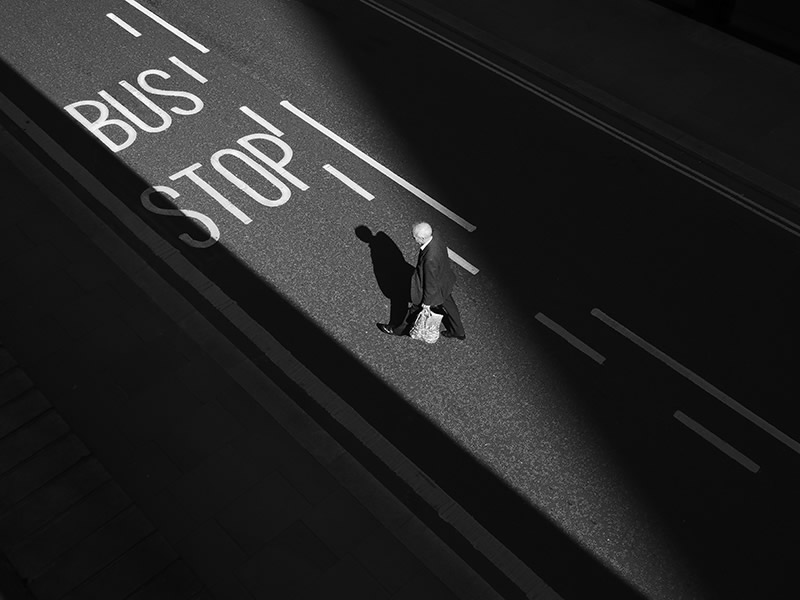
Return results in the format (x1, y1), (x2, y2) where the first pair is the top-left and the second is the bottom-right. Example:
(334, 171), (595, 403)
(410, 235), (456, 306)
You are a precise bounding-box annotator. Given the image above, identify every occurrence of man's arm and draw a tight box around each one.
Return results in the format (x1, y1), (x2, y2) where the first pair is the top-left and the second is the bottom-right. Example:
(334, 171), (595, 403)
(421, 256), (440, 307)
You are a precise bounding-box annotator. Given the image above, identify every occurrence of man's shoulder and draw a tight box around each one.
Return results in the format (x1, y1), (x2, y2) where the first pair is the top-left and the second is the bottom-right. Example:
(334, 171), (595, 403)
(429, 236), (448, 258)
(424, 235), (440, 250)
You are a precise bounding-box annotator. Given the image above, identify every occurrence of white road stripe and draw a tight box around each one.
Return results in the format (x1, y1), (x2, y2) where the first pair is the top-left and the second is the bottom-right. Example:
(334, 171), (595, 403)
(239, 106), (284, 137)
(592, 308), (800, 456)
(123, 0), (209, 53)
(168, 56), (207, 83)
(674, 411), (760, 473)
(323, 164), (375, 200)
(360, 0), (800, 239)
(280, 100), (477, 233)
(446, 248), (479, 275)
(106, 13), (141, 37)
(535, 313), (605, 364)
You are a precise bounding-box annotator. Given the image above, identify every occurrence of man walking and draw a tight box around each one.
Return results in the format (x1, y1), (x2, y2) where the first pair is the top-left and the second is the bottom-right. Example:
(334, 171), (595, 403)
(378, 222), (466, 340)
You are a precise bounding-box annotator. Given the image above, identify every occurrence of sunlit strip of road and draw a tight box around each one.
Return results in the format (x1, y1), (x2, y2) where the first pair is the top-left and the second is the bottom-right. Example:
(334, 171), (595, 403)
(674, 411), (760, 473)
(106, 13), (141, 37)
(535, 313), (605, 364)
(323, 164), (375, 200)
(592, 308), (800, 456)
(280, 100), (477, 233)
(123, 0), (209, 53)
(360, 0), (800, 239)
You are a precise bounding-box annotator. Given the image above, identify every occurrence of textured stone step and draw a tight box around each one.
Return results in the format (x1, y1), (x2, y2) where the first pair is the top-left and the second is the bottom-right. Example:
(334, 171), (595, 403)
(28, 506), (155, 600)
(0, 435), (89, 512)
(0, 367), (33, 407)
(0, 390), (52, 439)
(0, 411), (69, 477)
(0, 347), (17, 375)
(0, 458), (110, 551)
(9, 481), (132, 579)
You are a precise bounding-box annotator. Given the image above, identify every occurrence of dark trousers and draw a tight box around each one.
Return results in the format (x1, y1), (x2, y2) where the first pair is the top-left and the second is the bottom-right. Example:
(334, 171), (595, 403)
(391, 294), (465, 337)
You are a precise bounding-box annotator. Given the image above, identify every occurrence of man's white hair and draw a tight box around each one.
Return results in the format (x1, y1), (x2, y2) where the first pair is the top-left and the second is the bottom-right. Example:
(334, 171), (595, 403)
(412, 222), (432, 238)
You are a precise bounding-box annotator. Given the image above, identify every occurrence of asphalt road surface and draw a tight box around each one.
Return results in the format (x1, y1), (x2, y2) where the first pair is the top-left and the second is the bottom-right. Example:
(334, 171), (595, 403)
(2, 1), (800, 598)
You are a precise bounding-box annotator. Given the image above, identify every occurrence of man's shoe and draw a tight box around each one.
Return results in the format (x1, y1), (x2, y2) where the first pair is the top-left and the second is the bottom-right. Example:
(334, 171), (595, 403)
(441, 331), (466, 340)
(377, 323), (395, 335)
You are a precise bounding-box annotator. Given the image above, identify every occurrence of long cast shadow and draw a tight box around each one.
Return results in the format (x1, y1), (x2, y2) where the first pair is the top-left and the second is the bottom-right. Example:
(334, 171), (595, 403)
(354, 225), (414, 330)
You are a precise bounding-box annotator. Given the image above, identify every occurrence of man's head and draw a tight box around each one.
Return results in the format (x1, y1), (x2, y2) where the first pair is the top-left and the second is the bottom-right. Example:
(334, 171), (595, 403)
(412, 222), (433, 247)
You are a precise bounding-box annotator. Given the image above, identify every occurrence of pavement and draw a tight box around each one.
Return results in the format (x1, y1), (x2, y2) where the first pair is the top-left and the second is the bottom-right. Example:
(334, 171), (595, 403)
(2, 0), (800, 599)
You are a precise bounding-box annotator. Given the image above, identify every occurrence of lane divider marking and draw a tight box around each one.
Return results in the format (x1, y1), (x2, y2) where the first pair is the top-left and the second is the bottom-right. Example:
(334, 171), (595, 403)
(323, 164), (375, 200)
(446, 248), (479, 275)
(123, 0), (209, 53)
(280, 100), (477, 233)
(106, 13), (141, 37)
(674, 410), (760, 473)
(239, 106), (284, 137)
(361, 0), (800, 239)
(592, 308), (800, 456)
(169, 56), (208, 84)
(535, 313), (605, 364)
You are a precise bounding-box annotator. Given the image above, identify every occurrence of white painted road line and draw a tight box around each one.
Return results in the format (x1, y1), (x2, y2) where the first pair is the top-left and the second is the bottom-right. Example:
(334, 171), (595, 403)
(535, 313), (605, 364)
(280, 101), (477, 233)
(239, 106), (284, 137)
(592, 308), (800, 456)
(674, 411), (760, 473)
(124, 0), (209, 53)
(360, 1), (800, 239)
(323, 164), (375, 200)
(169, 56), (208, 84)
(446, 248), (479, 275)
(107, 13), (141, 37)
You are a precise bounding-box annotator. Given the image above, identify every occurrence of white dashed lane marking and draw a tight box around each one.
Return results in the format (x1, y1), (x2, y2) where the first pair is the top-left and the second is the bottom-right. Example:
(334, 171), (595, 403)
(280, 100), (477, 233)
(124, 0), (209, 53)
(323, 164), (375, 200)
(169, 56), (208, 84)
(535, 312), (605, 364)
(592, 308), (800, 456)
(239, 106), (284, 137)
(106, 13), (141, 37)
(447, 248), (479, 275)
(674, 410), (760, 473)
